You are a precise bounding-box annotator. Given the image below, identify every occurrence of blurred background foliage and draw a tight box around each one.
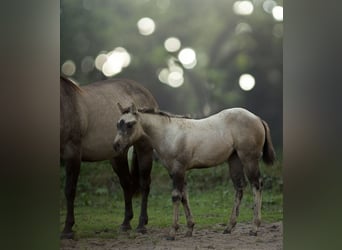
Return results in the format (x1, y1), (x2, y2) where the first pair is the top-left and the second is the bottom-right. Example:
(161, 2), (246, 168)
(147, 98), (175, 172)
(60, 0), (282, 149)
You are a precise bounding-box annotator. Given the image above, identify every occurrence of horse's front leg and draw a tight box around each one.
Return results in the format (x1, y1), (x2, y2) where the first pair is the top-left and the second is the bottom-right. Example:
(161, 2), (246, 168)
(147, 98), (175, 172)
(167, 170), (186, 240)
(134, 143), (153, 234)
(111, 154), (134, 231)
(61, 151), (81, 239)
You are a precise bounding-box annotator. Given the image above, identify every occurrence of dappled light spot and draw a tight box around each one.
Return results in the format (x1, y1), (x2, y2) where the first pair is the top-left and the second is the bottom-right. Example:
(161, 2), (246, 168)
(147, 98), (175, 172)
(100, 47), (131, 77)
(158, 64), (184, 88)
(235, 22), (252, 34)
(262, 0), (277, 14)
(95, 53), (107, 71)
(272, 6), (283, 21)
(178, 48), (197, 69)
(164, 37), (181, 52)
(137, 17), (156, 36)
(158, 68), (169, 84)
(239, 73), (255, 91)
(81, 56), (94, 73)
(169, 64), (183, 75)
(102, 59), (122, 77)
(61, 60), (76, 76)
(167, 71), (184, 88)
(108, 47), (131, 68)
(233, 1), (254, 16)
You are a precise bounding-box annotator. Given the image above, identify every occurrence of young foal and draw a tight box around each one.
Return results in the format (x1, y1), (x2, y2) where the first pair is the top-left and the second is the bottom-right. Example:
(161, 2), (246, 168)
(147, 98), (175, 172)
(113, 104), (276, 240)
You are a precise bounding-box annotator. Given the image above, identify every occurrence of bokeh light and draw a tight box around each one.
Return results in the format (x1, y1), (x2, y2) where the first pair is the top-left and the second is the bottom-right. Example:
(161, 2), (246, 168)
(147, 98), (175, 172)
(262, 0), (276, 14)
(235, 22), (252, 34)
(95, 53), (108, 70)
(164, 37), (181, 52)
(81, 56), (94, 73)
(137, 17), (156, 36)
(157, 61), (185, 88)
(239, 73), (255, 91)
(168, 71), (184, 88)
(272, 6), (283, 21)
(233, 1), (254, 16)
(178, 48), (197, 69)
(61, 60), (76, 76)
(98, 47), (131, 77)
(158, 68), (169, 84)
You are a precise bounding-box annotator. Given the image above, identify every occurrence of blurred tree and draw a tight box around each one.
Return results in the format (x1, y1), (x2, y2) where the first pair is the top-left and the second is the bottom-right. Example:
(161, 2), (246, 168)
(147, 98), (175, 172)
(61, 0), (282, 148)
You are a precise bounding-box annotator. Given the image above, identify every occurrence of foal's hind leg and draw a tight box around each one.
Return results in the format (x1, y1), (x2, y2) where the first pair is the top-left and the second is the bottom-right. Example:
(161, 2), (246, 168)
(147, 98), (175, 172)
(135, 142), (153, 234)
(224, 152), (247, 234)
(241, 157), (263, 236)
(181, 182), (195, 237)
(111, 154), (134, 231)
(167, 169), (186, 240)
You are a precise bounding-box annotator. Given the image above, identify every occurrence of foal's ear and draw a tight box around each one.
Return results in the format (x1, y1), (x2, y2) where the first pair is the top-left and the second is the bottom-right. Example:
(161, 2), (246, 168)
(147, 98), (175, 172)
(117, 102), (124, 114)
(130, 103), (137, 114)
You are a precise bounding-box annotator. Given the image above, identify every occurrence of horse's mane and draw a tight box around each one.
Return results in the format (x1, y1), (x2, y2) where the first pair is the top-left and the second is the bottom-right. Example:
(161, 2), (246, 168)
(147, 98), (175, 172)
(123, 107), (191, 119)
(60, 75), (82, 93)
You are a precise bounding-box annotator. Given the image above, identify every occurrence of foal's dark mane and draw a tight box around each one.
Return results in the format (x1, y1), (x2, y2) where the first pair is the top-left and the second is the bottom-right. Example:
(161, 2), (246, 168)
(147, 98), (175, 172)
(123, 107), (192, 119)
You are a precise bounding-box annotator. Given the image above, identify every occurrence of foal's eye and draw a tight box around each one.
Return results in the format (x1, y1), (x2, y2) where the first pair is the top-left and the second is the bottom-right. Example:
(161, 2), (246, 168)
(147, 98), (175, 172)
(117, 120), (125, 129)
(127, 122), (134, 129)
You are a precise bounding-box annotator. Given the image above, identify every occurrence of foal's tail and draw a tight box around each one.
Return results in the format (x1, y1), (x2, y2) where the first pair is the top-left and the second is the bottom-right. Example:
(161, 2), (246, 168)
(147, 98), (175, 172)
(261, 120), (276, 165)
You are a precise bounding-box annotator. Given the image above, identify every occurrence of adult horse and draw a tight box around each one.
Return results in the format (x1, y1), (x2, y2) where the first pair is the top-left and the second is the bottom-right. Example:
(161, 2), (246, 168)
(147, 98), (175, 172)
(113, 104), (276, 240)
(60, 77), (158, 238)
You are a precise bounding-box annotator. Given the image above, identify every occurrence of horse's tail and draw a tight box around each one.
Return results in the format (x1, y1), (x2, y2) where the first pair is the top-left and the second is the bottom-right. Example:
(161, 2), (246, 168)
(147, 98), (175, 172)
(261, 119), (276, 165)
(130, 148), (141, 196)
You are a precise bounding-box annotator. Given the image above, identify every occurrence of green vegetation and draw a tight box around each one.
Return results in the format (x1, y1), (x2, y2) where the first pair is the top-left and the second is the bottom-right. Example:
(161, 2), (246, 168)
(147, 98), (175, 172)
(60, 157), (282, 239)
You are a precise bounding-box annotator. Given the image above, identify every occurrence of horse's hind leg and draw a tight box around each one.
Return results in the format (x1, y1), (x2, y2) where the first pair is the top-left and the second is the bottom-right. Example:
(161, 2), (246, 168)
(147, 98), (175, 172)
(61, 149), (81, 239)
(224, 152), (247, 234)
(111, 154), (134, 231)
(135, 143), (153, 233)
(241, 156), (263, 236)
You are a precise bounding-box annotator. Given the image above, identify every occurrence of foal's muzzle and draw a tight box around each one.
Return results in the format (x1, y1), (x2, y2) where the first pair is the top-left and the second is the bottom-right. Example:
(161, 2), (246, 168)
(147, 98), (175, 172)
(113, 142), (122, 153)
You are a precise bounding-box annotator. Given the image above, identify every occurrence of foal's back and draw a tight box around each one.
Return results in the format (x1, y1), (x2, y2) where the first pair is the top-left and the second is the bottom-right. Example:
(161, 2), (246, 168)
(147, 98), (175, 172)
(181, 108), (265, 168)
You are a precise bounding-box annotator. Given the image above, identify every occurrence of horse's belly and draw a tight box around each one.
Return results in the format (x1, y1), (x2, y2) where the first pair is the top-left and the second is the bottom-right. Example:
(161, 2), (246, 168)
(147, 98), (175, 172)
(81, 138), (115, 161)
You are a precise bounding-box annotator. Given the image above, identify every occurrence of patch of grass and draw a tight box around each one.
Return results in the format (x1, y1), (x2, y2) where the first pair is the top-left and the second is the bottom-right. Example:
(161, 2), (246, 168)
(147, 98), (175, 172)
(60, 157), (282, 238)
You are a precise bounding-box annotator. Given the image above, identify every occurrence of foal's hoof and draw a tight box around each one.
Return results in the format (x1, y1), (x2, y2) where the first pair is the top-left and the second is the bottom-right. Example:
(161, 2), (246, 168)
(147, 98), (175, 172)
(120, 224), (132, 232)
(185, 231), (193, 237)
(223, 229), (232, 234)
(166, 235), (175, 241)
(136, 226), (147, 234)
(60, 231), (74, 239)
(249, 230), (258, 236)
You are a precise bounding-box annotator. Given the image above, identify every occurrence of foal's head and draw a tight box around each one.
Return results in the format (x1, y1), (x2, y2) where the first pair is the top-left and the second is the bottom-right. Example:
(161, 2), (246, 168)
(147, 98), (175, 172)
(113, 103), (143, 155)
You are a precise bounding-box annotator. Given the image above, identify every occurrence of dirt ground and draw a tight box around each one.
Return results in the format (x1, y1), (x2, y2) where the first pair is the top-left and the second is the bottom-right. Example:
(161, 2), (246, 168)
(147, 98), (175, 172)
(60, 221), (282, 249)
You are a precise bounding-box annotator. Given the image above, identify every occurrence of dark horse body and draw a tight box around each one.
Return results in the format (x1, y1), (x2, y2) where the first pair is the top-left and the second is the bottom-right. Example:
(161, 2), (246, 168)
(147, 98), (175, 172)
(60, 76), (158, 238)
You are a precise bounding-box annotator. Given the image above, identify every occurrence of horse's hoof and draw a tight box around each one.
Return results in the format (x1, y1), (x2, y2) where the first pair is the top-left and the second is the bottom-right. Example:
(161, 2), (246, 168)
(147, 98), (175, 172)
(223, 229), (231, 234)
(120, 224), (132, 232)
(60, 231), (74, 239)
(136, 226), (147, 234)
(249, 230), (257, 236)
(166, 235), (175, 241)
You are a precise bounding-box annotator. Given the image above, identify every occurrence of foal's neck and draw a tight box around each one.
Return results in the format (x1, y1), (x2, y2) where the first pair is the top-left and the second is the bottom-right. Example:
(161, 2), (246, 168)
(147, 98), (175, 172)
(140, 113), (180, 148)
(140, 113), (169, 137)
